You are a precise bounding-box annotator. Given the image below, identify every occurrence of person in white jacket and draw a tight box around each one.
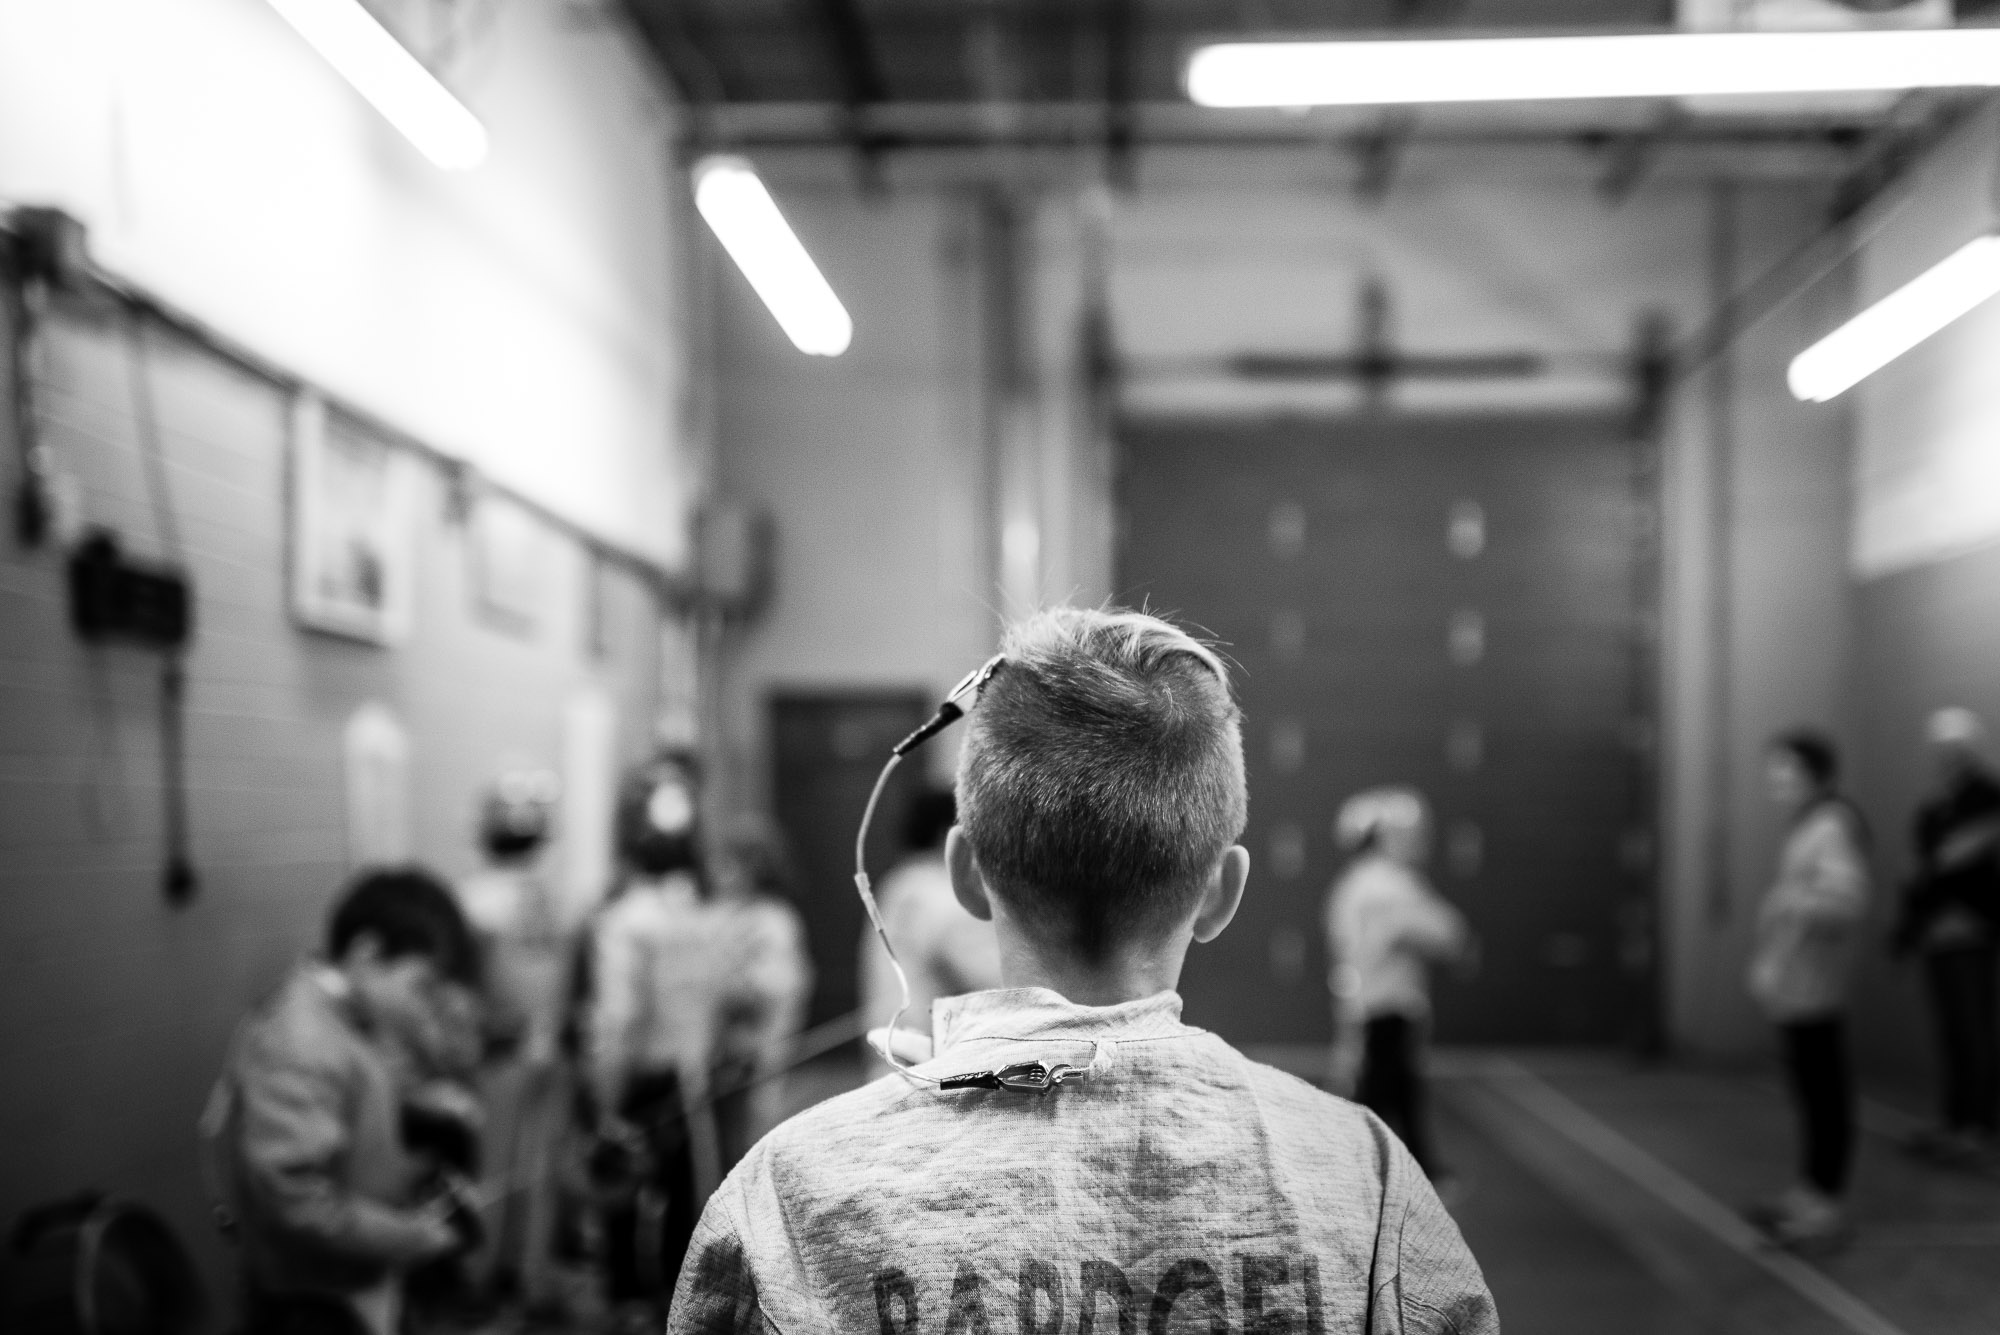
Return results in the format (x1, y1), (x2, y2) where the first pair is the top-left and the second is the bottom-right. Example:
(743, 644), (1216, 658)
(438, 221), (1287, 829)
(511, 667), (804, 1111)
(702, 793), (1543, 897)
(1745, 729), (1871, 1250)
(587, 753), (723, 1311)
(1323, 787), (1472, 1178)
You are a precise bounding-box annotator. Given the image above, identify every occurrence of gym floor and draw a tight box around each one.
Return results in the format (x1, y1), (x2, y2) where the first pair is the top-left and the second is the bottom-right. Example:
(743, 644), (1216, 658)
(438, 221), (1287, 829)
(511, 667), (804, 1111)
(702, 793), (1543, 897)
(1435, 1052), (2000, 1335)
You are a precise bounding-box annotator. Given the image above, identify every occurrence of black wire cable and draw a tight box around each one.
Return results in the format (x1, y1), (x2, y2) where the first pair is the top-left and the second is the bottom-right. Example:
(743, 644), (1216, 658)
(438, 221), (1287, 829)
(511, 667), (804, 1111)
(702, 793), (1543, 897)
(124, 314), (198, 905)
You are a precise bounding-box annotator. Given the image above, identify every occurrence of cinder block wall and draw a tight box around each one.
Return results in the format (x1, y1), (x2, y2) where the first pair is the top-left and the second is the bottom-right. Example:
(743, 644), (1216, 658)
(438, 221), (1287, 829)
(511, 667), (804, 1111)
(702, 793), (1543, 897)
(0, 307), (665, 1306)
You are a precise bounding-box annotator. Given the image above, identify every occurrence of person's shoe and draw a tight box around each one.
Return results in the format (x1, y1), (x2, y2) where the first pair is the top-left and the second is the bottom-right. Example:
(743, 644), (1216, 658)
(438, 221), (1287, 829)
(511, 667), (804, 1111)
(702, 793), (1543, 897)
(1762, 1186), (1849, 1255)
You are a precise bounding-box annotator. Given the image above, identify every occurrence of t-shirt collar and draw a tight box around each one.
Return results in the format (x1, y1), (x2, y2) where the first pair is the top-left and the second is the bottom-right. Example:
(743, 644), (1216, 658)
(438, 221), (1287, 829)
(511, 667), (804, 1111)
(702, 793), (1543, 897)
(929, 986), (1193, 1053)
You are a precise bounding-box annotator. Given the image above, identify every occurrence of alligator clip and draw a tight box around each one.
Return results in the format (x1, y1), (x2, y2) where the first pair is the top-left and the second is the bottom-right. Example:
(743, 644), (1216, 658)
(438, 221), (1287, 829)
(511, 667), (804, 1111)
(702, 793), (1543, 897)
(939, 1060), (1085, 1093)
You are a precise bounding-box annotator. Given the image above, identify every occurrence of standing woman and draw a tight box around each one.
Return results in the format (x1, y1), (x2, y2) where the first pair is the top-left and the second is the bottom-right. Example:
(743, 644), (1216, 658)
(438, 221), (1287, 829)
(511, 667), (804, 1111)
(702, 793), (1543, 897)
(586, 752), (723, 1314)
(1746, 730), (1871, 1251)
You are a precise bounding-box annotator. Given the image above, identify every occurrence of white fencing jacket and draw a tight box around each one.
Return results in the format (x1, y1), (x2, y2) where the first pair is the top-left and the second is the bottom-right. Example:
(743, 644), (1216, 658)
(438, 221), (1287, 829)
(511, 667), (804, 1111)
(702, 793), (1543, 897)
(669, 988), (1497, 1335)
(1324, 857), (1470, 1023)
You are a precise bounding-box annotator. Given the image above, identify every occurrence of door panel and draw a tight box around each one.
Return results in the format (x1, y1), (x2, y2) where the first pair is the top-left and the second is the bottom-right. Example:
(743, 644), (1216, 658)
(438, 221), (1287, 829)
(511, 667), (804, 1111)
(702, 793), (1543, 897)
(1117, 414), (1652, 1046)
(770, 692), (931, 1026)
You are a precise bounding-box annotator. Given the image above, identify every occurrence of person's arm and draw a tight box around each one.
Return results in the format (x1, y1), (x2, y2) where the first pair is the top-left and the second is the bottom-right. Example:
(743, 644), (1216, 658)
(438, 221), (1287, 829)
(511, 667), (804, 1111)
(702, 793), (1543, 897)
(1395, 886), (1470, 965)
(669, 1185), (768, 1335)
(1790, 813), (1869, 926)
(1938, 815), (2000, 872)
(235, 1052), (453, 1266)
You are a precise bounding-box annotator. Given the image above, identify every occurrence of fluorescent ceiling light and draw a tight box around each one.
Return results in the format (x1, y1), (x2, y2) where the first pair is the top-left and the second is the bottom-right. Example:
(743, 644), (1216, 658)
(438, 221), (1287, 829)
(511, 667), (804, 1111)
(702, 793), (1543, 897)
(1186, 29), (2000, 107)
(693, 156), (853, 358)
(1787, 235), (2000, 403)
(267, 0), (488, 169)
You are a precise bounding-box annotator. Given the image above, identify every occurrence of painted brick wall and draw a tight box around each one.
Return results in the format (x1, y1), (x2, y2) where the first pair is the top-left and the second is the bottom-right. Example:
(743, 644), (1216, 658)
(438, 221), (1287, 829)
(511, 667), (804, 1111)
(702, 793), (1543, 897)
(0, 300), (671, 1305)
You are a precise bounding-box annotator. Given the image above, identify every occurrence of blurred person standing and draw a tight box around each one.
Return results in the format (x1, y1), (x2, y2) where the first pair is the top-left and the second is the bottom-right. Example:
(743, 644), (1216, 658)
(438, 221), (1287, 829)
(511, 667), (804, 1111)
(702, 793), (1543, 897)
(202, 869), (476, 1335)
(708, 814), (813, 1168)
(584, 753), (722, 1311)
(857, 788), (1000, 1044)
(1744, 731), (1871, 1250)
(1893, 707), (2000, 1165)
(454, 769), (569, 1306)
(1324, 787), (1472, 1179)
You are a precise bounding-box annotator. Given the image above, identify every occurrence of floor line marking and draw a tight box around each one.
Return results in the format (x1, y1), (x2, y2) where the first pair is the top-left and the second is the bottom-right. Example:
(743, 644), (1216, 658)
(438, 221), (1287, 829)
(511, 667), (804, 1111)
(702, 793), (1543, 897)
(1477, 1055), (1913, 1335)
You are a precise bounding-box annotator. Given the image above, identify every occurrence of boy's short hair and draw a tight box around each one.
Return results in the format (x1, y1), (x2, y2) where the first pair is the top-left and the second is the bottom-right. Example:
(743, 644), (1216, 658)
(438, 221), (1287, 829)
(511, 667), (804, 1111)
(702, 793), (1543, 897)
(327, 866), (477, 984)
(955, 606), (1246, 959)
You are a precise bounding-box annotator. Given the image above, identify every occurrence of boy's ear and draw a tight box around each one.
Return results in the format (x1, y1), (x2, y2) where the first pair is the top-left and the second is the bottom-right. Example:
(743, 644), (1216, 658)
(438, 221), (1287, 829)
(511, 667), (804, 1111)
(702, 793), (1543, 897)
(1190, 845), (1250, 944)
(945, 826), (994, 923)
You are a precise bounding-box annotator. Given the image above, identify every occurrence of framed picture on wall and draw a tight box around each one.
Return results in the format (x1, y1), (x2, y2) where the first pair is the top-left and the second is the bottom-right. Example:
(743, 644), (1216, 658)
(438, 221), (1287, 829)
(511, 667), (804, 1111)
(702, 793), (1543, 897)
(289, 392), (418, 645)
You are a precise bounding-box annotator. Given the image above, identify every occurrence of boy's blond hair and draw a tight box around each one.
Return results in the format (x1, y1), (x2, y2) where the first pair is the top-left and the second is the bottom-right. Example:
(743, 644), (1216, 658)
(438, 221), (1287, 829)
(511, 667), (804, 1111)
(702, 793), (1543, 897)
(955, 607), (1247, 960)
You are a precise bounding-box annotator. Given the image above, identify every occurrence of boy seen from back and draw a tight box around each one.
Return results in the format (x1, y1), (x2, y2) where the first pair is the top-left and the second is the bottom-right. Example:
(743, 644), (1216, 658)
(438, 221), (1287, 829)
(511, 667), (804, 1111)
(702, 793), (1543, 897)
(671, 607), (1497, 1335)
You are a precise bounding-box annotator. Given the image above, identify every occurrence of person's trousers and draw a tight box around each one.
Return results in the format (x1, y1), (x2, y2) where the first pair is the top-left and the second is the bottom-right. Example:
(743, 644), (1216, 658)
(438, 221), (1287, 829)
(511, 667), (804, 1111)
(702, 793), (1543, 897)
(1778, 1016), (1854, 1197)
(1356, 1014), (1436, 1175)
(603, 1068), (701, 1306)
(1926, 945), (2000, 1135)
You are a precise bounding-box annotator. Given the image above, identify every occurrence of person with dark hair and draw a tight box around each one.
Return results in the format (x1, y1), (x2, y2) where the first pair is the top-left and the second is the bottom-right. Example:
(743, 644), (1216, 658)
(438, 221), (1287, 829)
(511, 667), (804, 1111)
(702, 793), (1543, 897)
(671, 608), (1496, 1335)
(203, 867), (476, 1335)
(586, 752), (721, 1315)
(1745, 729), (1870, 1250)
(1894, 707), (2000, 1166)
(857, 786), (1000, 1049)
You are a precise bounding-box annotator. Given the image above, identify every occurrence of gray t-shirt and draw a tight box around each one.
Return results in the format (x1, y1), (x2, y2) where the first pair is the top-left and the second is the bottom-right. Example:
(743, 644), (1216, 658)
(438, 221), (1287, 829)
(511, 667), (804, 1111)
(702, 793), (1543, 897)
(670, 988), (1498, 1335)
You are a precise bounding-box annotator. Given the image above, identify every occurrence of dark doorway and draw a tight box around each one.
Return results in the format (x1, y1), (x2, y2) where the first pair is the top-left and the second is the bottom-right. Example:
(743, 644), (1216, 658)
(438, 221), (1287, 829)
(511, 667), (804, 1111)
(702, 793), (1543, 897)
(770, 691), (932, 1025)
(1117, 414), (1655, 1047)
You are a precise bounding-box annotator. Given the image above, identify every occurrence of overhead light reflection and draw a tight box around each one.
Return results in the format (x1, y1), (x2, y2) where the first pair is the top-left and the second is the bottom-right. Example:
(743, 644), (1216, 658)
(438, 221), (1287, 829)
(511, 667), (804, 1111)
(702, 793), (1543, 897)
(267, 0), (488, 169)
(1185, 29), (2000, 108)
(1788, 235), (2000, 403)
(693, 156), (853, 358)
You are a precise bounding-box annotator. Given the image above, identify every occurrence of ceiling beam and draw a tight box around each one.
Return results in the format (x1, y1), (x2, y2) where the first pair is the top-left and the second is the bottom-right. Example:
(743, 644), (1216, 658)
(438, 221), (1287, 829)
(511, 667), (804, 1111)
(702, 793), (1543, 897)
(808, 0), (893, 173)
(622, 0), (731, 109)
(1102, 0), (1136, 190)
(691, 99), (1883, 175)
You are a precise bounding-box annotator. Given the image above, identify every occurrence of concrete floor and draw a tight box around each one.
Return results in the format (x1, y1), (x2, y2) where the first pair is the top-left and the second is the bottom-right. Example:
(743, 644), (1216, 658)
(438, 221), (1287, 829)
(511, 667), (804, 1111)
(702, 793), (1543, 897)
(1434, 1051), (2000, 1335)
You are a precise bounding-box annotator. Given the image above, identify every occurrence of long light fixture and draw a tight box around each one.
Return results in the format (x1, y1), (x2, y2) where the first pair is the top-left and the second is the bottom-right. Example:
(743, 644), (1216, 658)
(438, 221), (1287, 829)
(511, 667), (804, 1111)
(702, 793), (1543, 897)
(1186, 29), (2000, 107)
(267, 0), (488, 169)
(693, 156), (853, 358)
(1787, 235), (2000, 403)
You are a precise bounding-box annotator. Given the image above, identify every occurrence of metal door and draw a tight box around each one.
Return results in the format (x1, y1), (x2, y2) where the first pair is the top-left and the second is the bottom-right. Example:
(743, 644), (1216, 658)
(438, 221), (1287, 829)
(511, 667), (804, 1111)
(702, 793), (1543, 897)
(1116, 414), (1655, 1046)
(770, 691), (932, 1026)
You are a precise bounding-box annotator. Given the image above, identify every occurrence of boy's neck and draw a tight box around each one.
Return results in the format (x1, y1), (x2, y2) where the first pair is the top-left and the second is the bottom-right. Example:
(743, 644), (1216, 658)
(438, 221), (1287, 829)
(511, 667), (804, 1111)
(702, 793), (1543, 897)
(993, 915), (1191, 1008)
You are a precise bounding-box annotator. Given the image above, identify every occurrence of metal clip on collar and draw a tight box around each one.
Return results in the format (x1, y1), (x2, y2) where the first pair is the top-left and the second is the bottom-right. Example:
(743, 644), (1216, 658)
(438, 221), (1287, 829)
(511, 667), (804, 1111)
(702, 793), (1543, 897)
(938, 1060), (1086, 1094)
